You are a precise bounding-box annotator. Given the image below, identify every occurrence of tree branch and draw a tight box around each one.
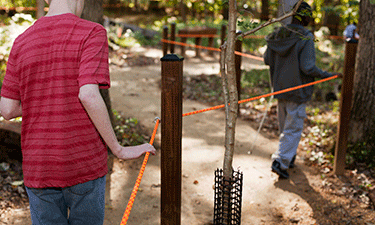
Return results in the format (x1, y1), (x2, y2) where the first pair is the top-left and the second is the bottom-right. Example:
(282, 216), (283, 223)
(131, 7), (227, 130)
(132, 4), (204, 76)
(239, 0), (304, 39)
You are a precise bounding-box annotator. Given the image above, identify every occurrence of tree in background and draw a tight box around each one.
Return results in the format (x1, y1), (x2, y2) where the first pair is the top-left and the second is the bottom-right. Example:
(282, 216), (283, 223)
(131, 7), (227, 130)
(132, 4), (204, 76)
(348, 0), (375, 162)
(36, 0), (45, 19)
(260, 0), (270, 21)
(81, 0), (115, 127)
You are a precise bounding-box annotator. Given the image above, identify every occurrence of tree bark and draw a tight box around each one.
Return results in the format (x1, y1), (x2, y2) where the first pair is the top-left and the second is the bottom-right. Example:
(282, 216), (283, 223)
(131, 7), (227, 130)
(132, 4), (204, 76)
(222, 1), (229, 21)
(222, 0), (238, 180)
(36, 0), (45, 19)
(81, 0), (115, 128)
(322, 0), (340, 36)
(81, 0), (115, 210)
(260, 0), (270, 21)
(179, 0), (187, 23)
(348, 0), (375, 144)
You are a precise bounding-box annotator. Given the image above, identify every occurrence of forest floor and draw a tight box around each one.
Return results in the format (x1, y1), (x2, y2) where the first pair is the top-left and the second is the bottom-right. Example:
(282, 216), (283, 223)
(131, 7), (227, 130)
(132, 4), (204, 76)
(1, 45), (374, 225)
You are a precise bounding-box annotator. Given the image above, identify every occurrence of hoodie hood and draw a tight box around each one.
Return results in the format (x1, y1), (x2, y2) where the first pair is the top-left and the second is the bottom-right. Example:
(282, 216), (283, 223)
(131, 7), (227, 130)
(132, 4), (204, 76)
(265, 24), (310, 57)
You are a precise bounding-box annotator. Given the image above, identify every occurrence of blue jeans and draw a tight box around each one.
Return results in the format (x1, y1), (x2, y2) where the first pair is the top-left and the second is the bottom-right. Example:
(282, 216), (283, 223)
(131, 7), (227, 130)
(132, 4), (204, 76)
(26, 176), (106, 225)
(272, 100), (306, 170)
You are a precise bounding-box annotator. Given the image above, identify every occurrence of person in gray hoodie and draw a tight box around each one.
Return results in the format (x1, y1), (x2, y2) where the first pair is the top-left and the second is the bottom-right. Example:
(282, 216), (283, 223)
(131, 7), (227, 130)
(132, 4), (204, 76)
(264, 1), (339, 179)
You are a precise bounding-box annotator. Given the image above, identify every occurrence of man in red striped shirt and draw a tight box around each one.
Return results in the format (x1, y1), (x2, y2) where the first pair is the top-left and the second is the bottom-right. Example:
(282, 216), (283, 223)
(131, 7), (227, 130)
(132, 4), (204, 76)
(0, 0), (156, 224)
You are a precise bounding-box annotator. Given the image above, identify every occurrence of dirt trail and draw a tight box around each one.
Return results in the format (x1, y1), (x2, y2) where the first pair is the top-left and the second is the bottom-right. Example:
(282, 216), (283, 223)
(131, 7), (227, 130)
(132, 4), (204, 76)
(5, 48), (325, 225)
(104, 48), (323, 225)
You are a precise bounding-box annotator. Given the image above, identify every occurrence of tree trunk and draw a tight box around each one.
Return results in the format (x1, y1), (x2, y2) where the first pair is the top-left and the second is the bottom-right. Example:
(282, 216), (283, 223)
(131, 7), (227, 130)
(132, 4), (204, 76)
(81, 0), (115, 128)
(222, 0), (238, 181)
(222, 1), (229, 21)
(36, 0), (45, 19)
(348, 0), (375, 144)
(322, 0), (340, 36)
(180, 0), (187, 23)
(81, 0), (115, 209)
(260, 0), (270, 21)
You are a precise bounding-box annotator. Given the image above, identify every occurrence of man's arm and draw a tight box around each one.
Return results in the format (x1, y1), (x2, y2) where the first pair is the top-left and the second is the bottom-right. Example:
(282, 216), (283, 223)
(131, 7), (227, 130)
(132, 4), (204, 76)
(0, 97), (22, 120)
(79, 84), (156, 160)
(299, 37), (333, 78)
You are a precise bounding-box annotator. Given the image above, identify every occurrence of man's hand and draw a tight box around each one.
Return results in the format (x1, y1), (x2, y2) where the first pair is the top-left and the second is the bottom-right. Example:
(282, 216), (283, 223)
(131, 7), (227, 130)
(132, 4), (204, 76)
(113, 143), (156, 160)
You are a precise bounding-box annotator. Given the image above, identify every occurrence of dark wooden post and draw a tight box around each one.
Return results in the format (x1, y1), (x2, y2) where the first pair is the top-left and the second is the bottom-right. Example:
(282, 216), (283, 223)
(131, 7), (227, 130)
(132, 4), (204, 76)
(162, 26), (168, 56)
(180, 35), (186, 57)
(161, 54), (184, 225)
(235, 31), (243, 107)
(195, 36), (201, 57)
(221, 24), (227, 46)
(207, 32), (215, 57)
(170, 23), (176, 54)
(333, 41), (358, 175)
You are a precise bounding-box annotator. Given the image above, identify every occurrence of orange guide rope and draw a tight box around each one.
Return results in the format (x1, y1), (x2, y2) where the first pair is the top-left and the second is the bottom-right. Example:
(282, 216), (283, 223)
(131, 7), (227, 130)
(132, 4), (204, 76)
(162, 39), (221, 53)
(120, 118), (160, 225)
(182, 75), (338, 117)
(161, 39), (264, 61)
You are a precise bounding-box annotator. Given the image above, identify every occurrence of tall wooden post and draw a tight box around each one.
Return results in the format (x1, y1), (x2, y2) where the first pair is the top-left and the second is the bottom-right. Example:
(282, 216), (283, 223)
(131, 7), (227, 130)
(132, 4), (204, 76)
(170, 23), (176, 54)
(161, 54), (184, 225)
(162, 26), (168, 56)
(333, 41), (357, 175)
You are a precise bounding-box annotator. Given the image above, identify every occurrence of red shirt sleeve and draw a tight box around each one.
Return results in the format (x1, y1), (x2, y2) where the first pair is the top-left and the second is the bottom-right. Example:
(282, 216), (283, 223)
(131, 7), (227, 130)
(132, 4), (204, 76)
(1, 45), (21, 100)
(78, 26), (110, 89)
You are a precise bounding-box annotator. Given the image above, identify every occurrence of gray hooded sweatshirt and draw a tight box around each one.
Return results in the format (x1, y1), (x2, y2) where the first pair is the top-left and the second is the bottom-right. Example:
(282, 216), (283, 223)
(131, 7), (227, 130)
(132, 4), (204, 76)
(264, 24), (333, 103)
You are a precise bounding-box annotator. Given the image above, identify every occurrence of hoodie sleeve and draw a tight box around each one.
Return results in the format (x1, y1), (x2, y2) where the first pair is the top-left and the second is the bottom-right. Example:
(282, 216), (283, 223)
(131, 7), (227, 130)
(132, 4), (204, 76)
(299, 34), (333, 78)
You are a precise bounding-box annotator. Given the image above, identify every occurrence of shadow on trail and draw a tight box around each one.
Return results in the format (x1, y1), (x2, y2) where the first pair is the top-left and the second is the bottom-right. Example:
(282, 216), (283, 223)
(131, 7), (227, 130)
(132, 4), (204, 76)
(274, 166), (350, 224)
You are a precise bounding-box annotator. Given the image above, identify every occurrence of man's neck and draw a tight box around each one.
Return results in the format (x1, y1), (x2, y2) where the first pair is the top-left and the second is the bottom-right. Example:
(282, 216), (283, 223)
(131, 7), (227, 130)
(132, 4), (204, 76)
(45, 1), (74, 17)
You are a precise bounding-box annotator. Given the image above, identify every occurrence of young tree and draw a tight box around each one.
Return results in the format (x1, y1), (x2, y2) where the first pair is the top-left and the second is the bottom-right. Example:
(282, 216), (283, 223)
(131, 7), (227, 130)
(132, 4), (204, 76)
(218, 1), (304, 222)
(348, 0), (375, 146)
(221, 0), (304, 181)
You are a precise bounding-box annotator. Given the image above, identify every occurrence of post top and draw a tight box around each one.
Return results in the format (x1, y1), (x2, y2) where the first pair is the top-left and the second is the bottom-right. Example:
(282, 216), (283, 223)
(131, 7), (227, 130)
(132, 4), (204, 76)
(161, 54), (184, 62)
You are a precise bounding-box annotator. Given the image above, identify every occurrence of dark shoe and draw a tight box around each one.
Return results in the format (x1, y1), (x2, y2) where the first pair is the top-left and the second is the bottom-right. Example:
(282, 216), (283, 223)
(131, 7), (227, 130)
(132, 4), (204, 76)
(289, 155), (296, 169)
(271, 161), (289, 179)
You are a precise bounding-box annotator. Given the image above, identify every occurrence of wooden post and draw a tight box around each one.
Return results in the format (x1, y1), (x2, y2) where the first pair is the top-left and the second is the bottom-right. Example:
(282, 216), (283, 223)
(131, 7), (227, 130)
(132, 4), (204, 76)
(235, 31), (242, 108)
(161, 54), (184, 225)
(170, 23), (176, 54)
(195, 36), (202, 57)
(208, 35), (215, 57)
(180, 36), (187, 58)
(333, 41), (358, 175)
(162, 26), (168, 56)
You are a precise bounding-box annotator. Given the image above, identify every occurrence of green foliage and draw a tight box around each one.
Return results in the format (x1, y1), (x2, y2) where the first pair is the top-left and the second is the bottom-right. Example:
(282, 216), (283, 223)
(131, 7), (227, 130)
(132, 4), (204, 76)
(0, 0), (36, 8)
(0, 13), (35, 91)
(133, 30), (161, 46)
(241, 69), (270, 90)
(347, 128), (375, 169)
(113, 110), (147, 146)
(321, 0), (359, 24)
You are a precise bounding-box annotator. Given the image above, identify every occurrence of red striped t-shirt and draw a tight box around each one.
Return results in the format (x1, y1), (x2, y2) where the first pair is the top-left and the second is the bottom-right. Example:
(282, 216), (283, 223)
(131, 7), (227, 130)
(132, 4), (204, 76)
(1, 13), (110, 188)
